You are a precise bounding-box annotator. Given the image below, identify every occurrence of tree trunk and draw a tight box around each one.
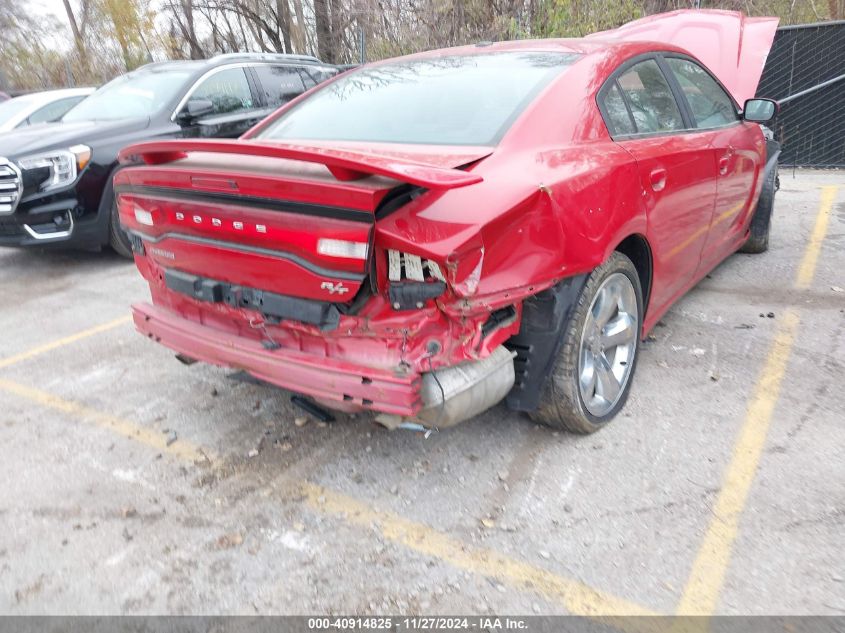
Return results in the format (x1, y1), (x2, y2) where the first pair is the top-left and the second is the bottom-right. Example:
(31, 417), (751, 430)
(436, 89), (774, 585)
(62, 0), (88, 68)
(178, 0), (204, 59)
(276, 0), (293, 53)
(290, 0), (307, 52)
(330, 0), (344, 62)
(314, 0), (334, 62)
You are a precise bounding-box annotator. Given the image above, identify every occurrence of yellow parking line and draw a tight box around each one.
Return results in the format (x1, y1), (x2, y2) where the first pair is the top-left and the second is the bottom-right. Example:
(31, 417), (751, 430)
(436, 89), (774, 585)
(14, 191), (834, 618)
(0, 372), (656, 618)
(0, 378), (211, 464)
(795, 186), (838, 289)
(676, 185), (839, 615)
(0, 315), (131, 370)
(299, 480), (658, 618)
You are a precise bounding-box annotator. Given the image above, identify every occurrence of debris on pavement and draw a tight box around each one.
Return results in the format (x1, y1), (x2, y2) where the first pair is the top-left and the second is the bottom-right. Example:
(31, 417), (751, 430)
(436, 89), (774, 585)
(215, 532), (244, 549)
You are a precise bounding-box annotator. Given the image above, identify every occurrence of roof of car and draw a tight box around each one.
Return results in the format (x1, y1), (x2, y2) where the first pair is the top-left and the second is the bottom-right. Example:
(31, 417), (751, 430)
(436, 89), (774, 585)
(138, 52), (330, 74)
(397, 38), (688, 60)
(11, 87), (95, 105)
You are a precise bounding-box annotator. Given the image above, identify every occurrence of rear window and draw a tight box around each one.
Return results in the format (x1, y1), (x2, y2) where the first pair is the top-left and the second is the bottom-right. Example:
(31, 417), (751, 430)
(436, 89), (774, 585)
(253, 65), (306, 107)
(256, 52), (578, 146)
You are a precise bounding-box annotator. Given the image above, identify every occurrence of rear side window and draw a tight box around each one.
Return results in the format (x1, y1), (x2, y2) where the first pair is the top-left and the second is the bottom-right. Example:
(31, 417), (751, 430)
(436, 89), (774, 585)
(299, 66), (338, 89)
(254, 65), (306, 107)
(601, 83), (636, 136)
(27, 97), (85, 125)
(616, 59), (684, 135)
(190, 67), (254, 115)
(665, 57), (738, 128)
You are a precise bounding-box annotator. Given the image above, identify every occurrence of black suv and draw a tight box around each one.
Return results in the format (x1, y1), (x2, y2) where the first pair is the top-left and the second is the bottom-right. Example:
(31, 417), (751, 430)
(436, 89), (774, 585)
(0, 53), (338, 256)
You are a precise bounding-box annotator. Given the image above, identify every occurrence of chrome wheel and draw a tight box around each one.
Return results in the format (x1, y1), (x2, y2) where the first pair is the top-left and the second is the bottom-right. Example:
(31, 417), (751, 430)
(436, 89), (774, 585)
(578, 272), (638, 417)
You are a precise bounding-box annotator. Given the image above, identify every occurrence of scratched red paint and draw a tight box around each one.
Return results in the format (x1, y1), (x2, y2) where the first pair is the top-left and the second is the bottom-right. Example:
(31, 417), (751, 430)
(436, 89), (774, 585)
(116, 10), (777, 416)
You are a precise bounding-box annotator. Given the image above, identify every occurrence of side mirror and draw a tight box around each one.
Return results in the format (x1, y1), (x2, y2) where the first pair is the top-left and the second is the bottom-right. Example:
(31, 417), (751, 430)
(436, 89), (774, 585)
(743, 98), (778, 123)
(176, 98), (215, 124)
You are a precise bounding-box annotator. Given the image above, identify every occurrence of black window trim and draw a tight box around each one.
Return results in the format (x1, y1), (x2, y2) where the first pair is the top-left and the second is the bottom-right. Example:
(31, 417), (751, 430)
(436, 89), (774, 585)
(597, 51), (743, 141)
(659, 53), (742, 132)
(244, 66), (266, 108)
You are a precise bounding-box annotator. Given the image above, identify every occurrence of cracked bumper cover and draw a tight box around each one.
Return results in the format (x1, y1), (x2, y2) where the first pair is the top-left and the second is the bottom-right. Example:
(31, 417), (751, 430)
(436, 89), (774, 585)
(132, 302), (423, 416)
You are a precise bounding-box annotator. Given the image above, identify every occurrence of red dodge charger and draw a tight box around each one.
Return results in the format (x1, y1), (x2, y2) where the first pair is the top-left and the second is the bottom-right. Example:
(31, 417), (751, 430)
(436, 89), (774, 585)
(116, 10), (781, 433)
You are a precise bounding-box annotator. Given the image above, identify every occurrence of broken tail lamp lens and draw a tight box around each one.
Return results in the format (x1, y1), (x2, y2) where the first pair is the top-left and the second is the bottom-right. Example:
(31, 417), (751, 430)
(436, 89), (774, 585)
(386, 249), (447, 310)
(387, 249), (446, 283)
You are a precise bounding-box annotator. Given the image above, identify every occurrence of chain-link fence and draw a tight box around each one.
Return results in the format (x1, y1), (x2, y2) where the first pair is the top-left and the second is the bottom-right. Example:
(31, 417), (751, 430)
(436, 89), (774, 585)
(757, 21), (845, 168)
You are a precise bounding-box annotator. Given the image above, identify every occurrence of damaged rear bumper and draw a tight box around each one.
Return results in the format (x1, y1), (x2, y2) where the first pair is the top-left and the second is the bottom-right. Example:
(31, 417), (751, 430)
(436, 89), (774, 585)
(132, 302), (423, 416)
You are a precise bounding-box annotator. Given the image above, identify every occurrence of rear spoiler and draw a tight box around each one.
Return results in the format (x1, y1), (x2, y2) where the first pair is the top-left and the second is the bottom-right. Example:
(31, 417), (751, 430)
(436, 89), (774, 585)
(118, 139), (484, 190)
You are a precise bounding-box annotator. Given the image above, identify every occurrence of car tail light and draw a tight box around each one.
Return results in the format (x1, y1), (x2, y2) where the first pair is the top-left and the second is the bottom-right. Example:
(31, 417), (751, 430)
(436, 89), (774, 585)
(317, 238), (369, 260)
(134, 206), (154, 226)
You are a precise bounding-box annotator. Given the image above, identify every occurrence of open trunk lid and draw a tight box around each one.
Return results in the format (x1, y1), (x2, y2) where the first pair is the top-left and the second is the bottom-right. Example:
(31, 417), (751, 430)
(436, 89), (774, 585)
(588, 9), (779, 104)
(116, 139), (489, 308)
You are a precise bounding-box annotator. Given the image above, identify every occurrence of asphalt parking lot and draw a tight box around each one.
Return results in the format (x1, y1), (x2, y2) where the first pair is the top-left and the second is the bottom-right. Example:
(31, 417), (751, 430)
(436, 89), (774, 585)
(0, 170), (843, 617)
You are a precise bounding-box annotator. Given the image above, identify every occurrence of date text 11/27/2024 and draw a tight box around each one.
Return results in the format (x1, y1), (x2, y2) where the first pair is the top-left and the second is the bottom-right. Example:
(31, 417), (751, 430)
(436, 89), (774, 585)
(307, 617), (530, 630)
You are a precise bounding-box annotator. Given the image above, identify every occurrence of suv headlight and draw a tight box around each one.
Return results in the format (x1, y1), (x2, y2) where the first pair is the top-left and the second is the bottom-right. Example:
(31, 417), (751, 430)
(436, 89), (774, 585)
(18, 144), (91, 192)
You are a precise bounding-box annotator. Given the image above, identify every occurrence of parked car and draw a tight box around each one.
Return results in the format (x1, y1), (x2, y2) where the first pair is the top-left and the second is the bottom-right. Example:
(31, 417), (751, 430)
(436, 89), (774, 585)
(0, 53), (338, 254)
(0, 88), (95, 133)
(115, 11), (780, 434)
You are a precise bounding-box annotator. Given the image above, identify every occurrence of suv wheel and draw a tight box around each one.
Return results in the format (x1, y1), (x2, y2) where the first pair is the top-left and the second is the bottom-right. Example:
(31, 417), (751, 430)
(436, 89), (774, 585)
(531, 252), (643, 433)
(109, 198), (133, 258)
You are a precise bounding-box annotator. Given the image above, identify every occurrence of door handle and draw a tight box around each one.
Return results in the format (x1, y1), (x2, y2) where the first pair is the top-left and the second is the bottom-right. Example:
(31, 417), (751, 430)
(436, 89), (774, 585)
(719, 147), (735, 175)
(649, 168), (667, 192)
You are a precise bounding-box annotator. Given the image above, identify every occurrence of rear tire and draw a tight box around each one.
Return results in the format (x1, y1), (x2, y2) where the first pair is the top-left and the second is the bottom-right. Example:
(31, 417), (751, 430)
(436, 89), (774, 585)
(109, 198), (133, 259)
(739, 164), (777, 254)
(530, 252), (643, 434)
